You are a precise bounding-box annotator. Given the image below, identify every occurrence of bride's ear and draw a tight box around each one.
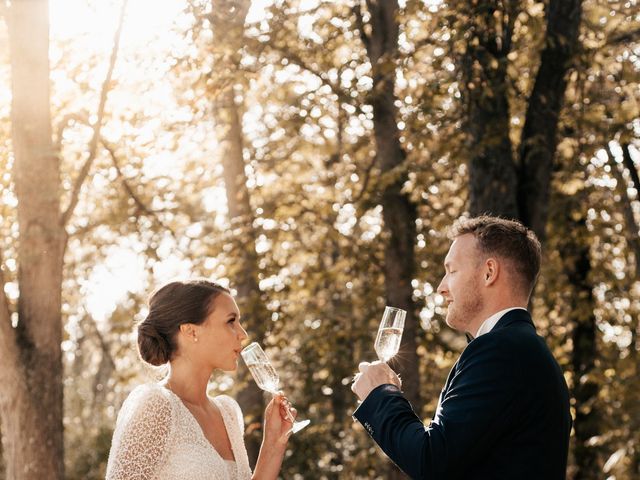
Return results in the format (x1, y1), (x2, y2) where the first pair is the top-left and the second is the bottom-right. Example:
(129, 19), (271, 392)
(179, 323), (198, 343)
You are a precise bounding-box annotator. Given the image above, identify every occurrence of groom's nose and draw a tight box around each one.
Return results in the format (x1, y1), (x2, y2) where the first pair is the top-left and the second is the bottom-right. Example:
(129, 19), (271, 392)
(437, 278), (447, 296)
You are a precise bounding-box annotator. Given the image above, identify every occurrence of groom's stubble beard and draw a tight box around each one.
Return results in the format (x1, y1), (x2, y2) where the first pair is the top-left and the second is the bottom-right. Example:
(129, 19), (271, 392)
(445, 278), (484, 334)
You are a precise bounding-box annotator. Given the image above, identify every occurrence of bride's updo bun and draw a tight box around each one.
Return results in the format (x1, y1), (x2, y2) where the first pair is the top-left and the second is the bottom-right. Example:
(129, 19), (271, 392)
(137, 279), (230, 366)
(137, 321), (172, 366)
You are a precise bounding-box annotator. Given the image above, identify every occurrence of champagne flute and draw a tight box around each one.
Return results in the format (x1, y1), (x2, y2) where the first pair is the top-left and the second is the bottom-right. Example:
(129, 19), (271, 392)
(241, 342), (311, 434)
(374, 306), (406, 362)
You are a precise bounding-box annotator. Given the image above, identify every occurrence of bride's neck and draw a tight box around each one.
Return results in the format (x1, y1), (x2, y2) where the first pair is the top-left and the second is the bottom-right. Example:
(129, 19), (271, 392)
(165, 358), (211, 407)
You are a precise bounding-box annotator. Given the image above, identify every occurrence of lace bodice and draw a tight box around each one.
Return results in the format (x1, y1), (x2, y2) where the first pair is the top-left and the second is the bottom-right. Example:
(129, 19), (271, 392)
(106, 383), (252, 480)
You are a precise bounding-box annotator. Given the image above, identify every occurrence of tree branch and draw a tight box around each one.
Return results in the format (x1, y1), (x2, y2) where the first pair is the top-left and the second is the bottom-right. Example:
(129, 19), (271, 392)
(607, 28), (640, 47)
(85, 315), (115, 408)
(265, 42), (367, 117)
(0, 249), (12, 331)
(352, 155), (378, 204)
(502, 0), (519, 54)
(89, 316), (115, 371)
(516, 0), (583, 240)
(101, 139), (178, 238)
(622, 143), (640, 195)
(54, 112), (90, 152)
(353, 3), (371, 56)
(61, 0), (128, 227)
(605, 143), (640, 279)
(0, 248), (23, 406)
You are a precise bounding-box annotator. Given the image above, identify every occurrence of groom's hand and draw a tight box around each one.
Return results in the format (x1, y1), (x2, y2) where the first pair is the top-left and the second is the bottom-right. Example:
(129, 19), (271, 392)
(351, 361), (401, 401)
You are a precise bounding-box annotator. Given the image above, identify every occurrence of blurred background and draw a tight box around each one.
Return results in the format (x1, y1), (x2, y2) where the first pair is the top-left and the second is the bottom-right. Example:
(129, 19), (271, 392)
(0, 0), (638, 478)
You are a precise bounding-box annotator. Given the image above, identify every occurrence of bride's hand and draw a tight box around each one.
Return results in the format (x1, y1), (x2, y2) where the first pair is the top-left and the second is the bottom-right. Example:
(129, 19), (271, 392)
(263, 393), (296, 446)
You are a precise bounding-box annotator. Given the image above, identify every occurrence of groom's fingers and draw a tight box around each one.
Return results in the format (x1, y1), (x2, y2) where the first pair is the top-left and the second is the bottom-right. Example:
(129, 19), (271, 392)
(350, 376), (361, 396)
(358, 361), (371, 372)
(378, 362), (402, 387)
(352, 361), (403, 401)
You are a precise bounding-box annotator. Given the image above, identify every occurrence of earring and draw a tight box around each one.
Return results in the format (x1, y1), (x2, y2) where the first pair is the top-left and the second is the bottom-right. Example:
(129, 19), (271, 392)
(194, 337), (198, 343)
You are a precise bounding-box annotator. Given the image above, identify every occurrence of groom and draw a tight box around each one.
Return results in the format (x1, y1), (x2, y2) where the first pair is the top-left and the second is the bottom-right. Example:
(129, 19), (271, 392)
(351, 216), (572, 479)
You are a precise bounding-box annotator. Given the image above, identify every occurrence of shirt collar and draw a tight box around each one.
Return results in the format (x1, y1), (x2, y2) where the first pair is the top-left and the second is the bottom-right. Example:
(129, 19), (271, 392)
(475, 307), (528, 338)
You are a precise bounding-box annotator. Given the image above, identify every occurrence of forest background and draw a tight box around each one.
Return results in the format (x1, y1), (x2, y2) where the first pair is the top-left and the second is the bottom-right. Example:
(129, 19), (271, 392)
(0, 0), (639, 479)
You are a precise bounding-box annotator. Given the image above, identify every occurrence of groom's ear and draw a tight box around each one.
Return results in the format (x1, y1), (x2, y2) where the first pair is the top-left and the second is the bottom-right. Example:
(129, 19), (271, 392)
(483, 258), (499, 286)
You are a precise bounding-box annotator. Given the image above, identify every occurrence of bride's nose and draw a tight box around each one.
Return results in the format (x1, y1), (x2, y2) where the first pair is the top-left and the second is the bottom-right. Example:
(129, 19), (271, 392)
(238, 324), (248, 341)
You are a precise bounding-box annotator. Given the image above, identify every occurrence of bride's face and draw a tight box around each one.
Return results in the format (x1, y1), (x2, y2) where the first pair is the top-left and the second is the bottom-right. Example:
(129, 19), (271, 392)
(192, 293), (248, 372)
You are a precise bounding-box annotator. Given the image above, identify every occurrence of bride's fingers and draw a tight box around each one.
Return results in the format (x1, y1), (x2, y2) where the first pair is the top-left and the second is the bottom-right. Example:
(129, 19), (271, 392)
(278, 403), (290, 420)
(279, 403), (297, 423)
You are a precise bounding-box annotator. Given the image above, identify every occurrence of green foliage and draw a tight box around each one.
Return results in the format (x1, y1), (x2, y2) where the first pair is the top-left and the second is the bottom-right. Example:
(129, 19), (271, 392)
(1, 0), (639, 478)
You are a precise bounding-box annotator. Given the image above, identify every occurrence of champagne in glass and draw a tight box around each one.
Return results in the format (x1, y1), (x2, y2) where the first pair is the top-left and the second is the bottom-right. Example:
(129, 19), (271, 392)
(241, 342), (310, 434)
(375, 306), (406, 362)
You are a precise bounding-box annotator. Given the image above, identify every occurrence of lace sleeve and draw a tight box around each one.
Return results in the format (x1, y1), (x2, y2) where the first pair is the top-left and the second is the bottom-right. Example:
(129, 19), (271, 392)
(106, 385), (173, 480)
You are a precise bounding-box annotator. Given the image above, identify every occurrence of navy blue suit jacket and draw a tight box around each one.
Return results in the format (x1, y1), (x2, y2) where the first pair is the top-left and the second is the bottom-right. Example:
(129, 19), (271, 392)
(353, 309), (572, 479)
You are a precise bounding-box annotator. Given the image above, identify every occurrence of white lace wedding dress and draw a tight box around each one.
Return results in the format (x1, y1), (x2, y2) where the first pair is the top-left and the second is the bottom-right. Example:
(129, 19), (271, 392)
(106, 383), (252, 480)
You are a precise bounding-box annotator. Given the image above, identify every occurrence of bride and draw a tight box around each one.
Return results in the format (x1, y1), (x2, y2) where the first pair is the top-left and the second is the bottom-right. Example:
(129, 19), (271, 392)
(106, 279), (295, 480)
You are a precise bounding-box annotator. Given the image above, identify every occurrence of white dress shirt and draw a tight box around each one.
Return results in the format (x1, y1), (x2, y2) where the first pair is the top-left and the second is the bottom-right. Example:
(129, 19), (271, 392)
(475, 307), (528, 338)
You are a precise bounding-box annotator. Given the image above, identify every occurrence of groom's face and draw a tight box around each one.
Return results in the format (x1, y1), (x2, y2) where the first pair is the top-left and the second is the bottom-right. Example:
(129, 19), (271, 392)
(437, 234), (484, 333)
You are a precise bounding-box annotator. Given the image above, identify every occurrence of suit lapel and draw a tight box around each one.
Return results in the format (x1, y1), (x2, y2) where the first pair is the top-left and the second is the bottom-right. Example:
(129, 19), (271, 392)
(433, 357), (459, 420)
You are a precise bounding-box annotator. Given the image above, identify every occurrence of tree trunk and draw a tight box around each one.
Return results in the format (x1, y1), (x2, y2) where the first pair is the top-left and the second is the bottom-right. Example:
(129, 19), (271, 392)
(558, 195), (601, 479)
(619, 141), (640, 475)
(0, 1), (65, 479)
(605, 143), (640, 279)
(621, 143), (640, 195)
(517, 0), (582, 241)
(218, 87), (267, 465)
(514, 2), (588, 476)
(458, 3), (588, 477)
(461, 0), (519, 218)
(210, 0), (267, 466)
(0, 431), (4, 480)
(620, 143), (640, 278)
(355, 5), (419, 477)
(355, 0), (420, 408)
